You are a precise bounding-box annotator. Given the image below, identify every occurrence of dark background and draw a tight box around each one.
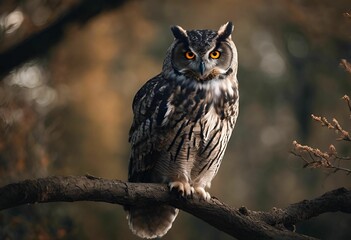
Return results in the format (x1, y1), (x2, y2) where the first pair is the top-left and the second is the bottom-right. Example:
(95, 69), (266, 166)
(0, 0), (350, 239)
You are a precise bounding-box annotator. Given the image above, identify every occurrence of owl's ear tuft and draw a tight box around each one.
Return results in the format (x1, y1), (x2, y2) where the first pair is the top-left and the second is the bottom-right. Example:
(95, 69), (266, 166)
(218, 21), (234, 40)
(171, 25), (188, 42)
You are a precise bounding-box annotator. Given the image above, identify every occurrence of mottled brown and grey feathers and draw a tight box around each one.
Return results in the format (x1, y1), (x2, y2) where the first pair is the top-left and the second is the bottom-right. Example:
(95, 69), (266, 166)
(128, 73), (238, 183)
(128, 75), (171, 182)
(126, 21), (239, 239)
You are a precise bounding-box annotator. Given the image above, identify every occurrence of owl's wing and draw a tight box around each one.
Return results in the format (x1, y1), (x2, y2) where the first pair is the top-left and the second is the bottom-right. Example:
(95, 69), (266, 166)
(128, 74), (173, 182)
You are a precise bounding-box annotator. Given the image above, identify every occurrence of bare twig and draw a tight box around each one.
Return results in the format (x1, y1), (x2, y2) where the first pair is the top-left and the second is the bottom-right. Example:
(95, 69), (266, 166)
(340, 59), (351, 74)
(342, 95), (351, 112)
(311, 114), (351, 141)
(292, 141), (351, 174)
(311, 114), (334, 129)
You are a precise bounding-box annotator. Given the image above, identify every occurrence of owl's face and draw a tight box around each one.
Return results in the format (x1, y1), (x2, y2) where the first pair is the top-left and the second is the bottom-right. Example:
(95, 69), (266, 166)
(169, 22), (237, 82)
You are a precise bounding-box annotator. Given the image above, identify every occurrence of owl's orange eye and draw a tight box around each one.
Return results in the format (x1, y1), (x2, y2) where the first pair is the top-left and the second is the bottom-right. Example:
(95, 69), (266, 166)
(209, 50), (221, 59)
(185, 51), (195, 60)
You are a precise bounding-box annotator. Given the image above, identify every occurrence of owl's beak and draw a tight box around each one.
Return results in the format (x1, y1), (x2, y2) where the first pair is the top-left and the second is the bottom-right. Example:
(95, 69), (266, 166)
(199, 61), (206, 76)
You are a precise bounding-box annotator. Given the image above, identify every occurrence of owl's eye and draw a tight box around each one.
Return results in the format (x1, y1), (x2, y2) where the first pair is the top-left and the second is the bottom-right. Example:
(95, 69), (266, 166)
(209, 50), (221, 59)
(184, 51), (195, 60)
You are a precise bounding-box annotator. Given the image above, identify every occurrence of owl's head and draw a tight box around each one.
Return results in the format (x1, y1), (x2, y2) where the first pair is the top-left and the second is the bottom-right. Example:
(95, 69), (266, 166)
(163, 22), (237, 82)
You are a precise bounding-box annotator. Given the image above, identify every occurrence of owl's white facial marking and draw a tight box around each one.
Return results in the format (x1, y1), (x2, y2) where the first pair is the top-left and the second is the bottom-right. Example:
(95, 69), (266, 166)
(200, 75), (237, 99)
(173, 71), (237, 107)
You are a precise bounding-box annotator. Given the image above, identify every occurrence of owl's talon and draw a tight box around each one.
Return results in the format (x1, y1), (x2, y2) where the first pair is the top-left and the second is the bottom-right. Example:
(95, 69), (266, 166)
(184, 184), (194, 197)
(190, 186), (195, 198)
(194, 187), (211, 201)
(169, 181), (193, 197)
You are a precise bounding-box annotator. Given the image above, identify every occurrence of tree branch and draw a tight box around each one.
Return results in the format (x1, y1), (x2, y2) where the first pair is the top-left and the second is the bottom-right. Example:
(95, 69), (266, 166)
(1, 176), (349, 240)
(0, 0), (126, 77)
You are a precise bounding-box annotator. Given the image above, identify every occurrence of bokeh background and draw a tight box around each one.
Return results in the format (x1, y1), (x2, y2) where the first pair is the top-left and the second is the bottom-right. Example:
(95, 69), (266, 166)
(1, 0), (351, 239)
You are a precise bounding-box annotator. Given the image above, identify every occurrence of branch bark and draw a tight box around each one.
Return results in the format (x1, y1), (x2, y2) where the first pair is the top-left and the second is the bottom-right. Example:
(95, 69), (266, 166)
(1, 176), (350, 240)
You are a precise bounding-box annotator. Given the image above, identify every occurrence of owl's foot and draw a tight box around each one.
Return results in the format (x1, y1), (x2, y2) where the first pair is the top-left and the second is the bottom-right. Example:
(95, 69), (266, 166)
(194, 187), (211, 201)
(169, 181), (194, 197)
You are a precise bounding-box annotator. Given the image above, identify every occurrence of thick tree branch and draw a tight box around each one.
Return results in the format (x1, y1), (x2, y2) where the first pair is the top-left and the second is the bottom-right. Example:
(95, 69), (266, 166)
(0, 0), (126, 77)
(1, 176), (350, 240)
(249, 188), (351, 226)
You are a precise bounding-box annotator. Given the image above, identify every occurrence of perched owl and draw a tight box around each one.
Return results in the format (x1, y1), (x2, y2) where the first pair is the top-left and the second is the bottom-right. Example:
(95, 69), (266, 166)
(126, 22), (239, 239)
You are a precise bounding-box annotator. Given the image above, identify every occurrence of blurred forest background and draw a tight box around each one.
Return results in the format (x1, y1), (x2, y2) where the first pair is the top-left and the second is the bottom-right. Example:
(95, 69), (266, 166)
(0, 0), (351, 239)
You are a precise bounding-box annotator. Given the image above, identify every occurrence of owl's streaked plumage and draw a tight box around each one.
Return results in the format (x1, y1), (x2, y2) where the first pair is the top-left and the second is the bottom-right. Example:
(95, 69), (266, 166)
(126, 22), (239, 239)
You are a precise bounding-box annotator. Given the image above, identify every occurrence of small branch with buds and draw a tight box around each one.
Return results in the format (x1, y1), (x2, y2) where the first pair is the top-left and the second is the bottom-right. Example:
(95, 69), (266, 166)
(340, 59), (351, 74)
(292, 93), (351, 174)
(292, 141), (351, 175)
(311, 113), (351, 141)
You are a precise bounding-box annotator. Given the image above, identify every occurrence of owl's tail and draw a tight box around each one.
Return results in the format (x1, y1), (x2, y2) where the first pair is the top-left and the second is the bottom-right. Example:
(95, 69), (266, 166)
(126, 205), (179, 239)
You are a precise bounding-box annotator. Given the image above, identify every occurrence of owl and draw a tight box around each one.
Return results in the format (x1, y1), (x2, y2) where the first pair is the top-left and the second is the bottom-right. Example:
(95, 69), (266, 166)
(126, 22), (239, 239)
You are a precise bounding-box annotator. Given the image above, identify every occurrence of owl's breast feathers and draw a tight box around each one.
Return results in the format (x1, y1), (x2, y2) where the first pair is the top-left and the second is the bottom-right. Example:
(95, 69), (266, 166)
(128, 73), (239, 182)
